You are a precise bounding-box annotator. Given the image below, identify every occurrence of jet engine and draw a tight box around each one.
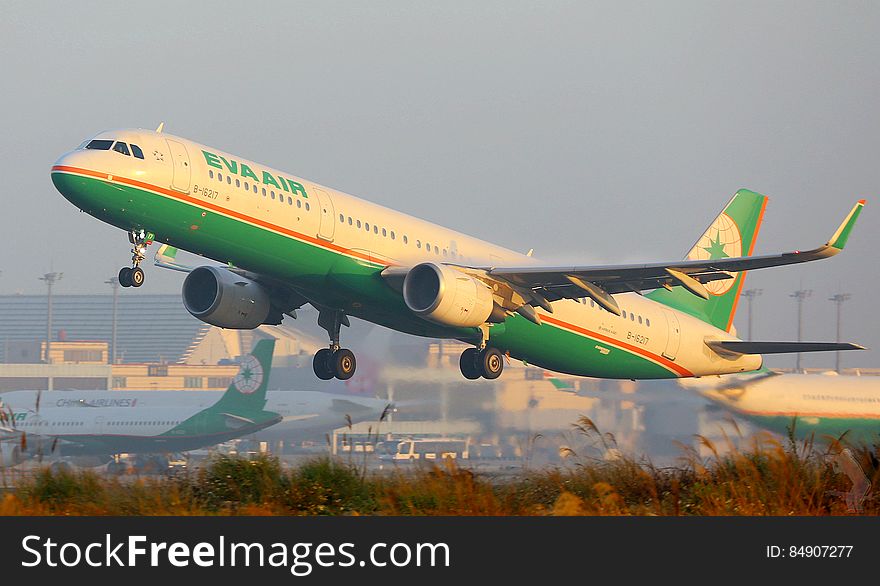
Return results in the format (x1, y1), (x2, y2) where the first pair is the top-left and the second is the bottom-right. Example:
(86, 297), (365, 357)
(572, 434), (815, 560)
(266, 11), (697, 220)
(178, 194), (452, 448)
(403, 263), (500, 328)
(182, 266), (272, 329)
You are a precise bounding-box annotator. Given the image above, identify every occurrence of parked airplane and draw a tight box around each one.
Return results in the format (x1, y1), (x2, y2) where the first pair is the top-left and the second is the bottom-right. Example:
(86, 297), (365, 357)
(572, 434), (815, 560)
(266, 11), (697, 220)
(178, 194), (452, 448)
(51, 128), (865, 382)
(0, 340), (281, 467)
(681, 371), (880, 444)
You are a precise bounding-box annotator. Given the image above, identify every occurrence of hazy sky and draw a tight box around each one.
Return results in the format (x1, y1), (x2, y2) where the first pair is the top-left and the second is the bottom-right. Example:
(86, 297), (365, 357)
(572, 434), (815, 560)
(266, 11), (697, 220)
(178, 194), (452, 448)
(1, 2), (877, 368)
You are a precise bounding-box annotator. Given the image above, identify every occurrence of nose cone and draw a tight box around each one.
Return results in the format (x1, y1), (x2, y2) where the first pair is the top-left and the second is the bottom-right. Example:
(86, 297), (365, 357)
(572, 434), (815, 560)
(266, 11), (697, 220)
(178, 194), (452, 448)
(51, 150), (105, 212)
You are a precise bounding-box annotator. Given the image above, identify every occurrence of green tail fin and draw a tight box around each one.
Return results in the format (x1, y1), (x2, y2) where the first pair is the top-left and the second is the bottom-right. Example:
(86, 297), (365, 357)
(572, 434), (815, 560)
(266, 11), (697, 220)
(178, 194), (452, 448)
(646, 189), (768, 332)
(211, 338), (275, 412)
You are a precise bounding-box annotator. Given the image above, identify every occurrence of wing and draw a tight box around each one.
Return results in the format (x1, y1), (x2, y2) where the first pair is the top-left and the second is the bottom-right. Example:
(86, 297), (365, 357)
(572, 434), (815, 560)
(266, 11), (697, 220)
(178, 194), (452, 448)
(461, 200), (865, 316)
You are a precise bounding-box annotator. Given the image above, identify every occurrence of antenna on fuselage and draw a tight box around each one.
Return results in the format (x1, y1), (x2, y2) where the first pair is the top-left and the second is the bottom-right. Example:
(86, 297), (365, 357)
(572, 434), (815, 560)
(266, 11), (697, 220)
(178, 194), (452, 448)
(155, 122), (165, 134)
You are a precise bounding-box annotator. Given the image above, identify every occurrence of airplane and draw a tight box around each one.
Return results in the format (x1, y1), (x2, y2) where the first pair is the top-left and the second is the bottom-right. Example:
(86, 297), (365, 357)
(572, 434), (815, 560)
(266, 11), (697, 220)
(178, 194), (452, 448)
(51, 127), (866, 382)
(680, 370), (880, 445)
(0, 339), (281, 468)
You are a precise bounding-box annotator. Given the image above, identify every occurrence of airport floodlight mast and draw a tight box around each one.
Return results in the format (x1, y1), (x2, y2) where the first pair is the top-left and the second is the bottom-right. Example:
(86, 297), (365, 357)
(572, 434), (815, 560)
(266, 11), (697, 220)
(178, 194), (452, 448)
(740, 289), (763, 341)
(39, 271), (63, 364)
(790, 288), (812, 371)
(105, 276), (120, 364)
(829, 292), (852, 373)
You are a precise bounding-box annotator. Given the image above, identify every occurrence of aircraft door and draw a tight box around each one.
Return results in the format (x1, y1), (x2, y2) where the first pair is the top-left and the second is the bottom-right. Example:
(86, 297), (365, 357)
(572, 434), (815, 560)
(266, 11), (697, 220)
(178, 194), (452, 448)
(314, 187), (335, 241)
(166, 139), (191, 192)
(661, 309), (681, 361)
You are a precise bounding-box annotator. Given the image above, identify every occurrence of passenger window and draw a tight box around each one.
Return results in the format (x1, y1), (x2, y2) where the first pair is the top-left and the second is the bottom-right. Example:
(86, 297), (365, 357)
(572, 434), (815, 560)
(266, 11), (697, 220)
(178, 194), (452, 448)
(426, 242), (430, 251)
(442, 249), (447, 256)
(374, 225), (379, 234)
(638, 316), (642, 324)
(402, 235), (407, 244)
(357, 220), (361, 228)
(113, 142), (131, 156)
(305, 202), (310, 211)
(209, 170), (214, 179)
(226, 176), (231, 184)
(434, 246), (439, 254)
(339, 214), (345, 223)
(218, 173), (223, 182)
(382, 228), (387, 237)
(365, 222), (370, 231)
(646, 318), (651, 327)
(622, 311), (627, 319)
(288, 197), (292, 205)
(253, 184), (258, 193)
(631, 313), (635, 321)
(85, 139), (114, 150)
(244, 182), (249, 190)
(271, 191), (275, 200)
(235, 179), (240, 188)
(262, 188), (267, 196)
(130, 144), (145, 159)
(347, 216), (352, 225)
(416, 240), (421, 249)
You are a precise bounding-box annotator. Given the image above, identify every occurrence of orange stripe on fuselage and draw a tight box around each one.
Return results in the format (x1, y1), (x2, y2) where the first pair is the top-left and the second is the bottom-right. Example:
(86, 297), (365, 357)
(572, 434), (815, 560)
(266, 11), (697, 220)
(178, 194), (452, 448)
(51, 165), (390, 267)
(540, 314), (693, 377)
(53, 164), (693, 378)
(725, 195), (768, 333)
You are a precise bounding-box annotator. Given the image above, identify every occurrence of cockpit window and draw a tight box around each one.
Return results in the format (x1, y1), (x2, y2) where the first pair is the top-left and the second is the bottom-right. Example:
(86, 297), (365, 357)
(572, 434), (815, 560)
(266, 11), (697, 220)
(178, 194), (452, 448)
(85, 139), (114, 150)
(113, 142), (131, 156)
(130, 144), (144, 159)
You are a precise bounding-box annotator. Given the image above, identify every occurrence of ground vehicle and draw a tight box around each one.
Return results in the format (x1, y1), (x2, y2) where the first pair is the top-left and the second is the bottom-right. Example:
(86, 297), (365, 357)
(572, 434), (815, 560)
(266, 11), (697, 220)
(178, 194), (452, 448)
(383, 438), (470, 461)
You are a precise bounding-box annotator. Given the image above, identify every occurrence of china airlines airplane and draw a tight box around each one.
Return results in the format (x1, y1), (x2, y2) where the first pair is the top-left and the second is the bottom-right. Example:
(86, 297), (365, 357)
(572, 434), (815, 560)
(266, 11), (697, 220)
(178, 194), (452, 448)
(51, 127), (865, 381)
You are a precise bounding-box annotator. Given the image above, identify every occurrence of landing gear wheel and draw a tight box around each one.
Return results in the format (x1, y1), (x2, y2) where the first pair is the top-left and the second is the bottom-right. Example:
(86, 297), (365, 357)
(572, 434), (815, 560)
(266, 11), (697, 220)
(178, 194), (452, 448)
(130, 266), (145, 287)
(479, 347), (504, 379)
(459, 348), (481, 380)
(332, 348), (357, 380)
(118, 267), (133, 288)
(313, 348), (334, 380)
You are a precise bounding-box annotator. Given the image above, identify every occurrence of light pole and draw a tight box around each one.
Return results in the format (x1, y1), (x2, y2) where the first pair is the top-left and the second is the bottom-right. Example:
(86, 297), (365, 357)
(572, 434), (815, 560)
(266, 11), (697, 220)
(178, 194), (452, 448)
(829, 293), (851, 373)
(105, 276), (120, 365)
(740, 289), (762, 341)
(790, 288), (812, 371)
(39, 272), (63, 365)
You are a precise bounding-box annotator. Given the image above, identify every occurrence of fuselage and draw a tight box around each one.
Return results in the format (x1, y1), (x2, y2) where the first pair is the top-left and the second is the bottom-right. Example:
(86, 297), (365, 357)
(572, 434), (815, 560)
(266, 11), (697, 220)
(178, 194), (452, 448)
(51, 129), (761, 380)
(0, 389), (386, 456)
(685, 372), (880, 444)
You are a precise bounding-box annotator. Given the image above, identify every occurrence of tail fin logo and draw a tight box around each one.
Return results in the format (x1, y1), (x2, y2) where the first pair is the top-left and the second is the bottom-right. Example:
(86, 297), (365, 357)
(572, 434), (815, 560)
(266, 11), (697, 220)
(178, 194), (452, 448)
(233, 355), (263, 395)
(686, 212), (743, 295)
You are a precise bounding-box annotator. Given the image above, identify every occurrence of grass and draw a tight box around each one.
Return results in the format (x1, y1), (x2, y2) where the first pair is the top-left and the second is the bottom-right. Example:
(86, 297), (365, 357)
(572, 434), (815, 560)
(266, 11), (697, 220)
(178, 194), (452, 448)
(1, 423), (878, 515)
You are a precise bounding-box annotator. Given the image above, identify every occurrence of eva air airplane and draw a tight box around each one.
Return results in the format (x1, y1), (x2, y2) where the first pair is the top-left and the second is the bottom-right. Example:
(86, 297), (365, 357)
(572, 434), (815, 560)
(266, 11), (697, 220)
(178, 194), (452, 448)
(51, 127), (865, 382)
(0, 340), (280, 467)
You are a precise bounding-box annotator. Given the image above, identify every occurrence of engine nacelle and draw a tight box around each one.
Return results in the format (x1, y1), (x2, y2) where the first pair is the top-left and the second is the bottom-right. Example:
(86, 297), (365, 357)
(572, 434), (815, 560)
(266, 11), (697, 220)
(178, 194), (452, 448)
(403, 263), (496, 328)
(182, 266), (271, 329)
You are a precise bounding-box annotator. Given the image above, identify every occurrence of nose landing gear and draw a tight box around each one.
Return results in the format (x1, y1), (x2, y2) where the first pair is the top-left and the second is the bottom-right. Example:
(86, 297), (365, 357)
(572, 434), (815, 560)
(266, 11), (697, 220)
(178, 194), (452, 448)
(312, 309), (358, 380)
(118, 230), (152, 288)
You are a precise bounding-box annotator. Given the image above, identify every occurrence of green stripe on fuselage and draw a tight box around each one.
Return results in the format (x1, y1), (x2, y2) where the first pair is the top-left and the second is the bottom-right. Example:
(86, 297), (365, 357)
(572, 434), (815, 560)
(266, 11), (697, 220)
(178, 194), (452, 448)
(743, 413), (880, 445)
(52, 171), (473, 341)
(489, 316), (677, 379)
(52, 171), (679, 379)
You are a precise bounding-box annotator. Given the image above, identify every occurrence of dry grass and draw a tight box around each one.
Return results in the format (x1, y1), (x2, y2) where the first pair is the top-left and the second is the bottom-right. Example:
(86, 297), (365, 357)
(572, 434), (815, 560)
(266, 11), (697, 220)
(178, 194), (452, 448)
(1, 419), (877, 515)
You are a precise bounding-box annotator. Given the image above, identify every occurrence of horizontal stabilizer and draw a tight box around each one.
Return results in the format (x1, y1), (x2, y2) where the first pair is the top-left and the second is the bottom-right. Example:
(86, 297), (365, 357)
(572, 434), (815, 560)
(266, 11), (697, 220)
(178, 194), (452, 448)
(706, 340), (866, 355)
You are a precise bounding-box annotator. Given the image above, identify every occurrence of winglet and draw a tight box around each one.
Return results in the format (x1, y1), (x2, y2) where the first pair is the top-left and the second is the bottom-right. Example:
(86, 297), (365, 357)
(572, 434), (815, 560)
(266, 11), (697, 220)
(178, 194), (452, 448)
(827, 199), (865, 251)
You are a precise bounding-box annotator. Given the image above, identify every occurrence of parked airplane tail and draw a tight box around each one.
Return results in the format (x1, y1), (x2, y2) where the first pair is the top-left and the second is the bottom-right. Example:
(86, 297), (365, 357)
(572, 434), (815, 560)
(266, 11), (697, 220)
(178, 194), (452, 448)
(211, 338), (275, 412)
(646, 189), (768, 332)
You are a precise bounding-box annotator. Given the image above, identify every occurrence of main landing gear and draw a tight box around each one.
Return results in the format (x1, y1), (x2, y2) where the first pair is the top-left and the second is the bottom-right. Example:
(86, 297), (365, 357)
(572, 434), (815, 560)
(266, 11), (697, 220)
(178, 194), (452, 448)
(313, 309), (357, 380)
(118, 230), (151, 288)
(459, 346), (504, 380)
